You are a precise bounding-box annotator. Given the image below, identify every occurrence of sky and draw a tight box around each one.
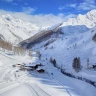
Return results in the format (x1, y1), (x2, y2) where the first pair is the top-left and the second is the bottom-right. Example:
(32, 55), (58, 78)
(0, 0), (96, 26)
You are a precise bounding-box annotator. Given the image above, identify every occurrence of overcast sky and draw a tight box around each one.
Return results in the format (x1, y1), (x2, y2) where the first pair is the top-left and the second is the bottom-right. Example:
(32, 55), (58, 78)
(0, 0), (96, 27)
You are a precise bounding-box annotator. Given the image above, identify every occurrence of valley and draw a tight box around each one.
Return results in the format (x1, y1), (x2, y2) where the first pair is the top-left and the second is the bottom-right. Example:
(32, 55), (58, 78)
(0, 9), (96, 96)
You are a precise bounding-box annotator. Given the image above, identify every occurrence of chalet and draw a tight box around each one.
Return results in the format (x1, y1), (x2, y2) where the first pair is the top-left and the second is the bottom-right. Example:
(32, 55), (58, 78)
(37, 69), (45, 73)
(36, 66), (45, 73)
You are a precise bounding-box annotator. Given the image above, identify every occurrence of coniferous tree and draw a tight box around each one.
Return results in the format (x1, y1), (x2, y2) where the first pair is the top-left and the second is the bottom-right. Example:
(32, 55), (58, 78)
(72, 57), (81, 72)
(92, 33), (96, 42)
(53, 59), (56, 67)
(87, 58), (90, 69)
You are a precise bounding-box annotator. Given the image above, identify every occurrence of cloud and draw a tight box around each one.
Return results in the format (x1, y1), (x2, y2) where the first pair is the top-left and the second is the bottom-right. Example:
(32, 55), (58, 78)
(58, 6), (65, 10)
(22, 7), (36, 14)
(78, 0), (96, 11)
(0, 9), (76, 27)
(24, 3), (28, 5)
(69, 4), (77, 8)
(58, 3), (77, 11)
(58, 0), (96, 11)
(2, 0), (13, 2)
(12, 3), (18, 5)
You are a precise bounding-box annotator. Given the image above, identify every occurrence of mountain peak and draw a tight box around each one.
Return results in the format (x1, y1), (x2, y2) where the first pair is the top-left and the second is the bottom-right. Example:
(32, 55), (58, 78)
(61, 9), (96, 28)
(87, 9), (96, 14)
(2, 14), (14, 21)
(0, 14), (41, 44)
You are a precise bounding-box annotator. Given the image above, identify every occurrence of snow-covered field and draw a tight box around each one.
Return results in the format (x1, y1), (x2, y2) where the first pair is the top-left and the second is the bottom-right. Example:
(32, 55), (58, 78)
(0, 50), (96, 96)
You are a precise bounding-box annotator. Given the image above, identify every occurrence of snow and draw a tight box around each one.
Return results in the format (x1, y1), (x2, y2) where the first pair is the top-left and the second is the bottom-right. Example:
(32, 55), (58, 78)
(0, 14), (41, 44)
(1, 84), (32, 96)
(1, 9), (96, 96)
(23, 14), (96, 86)
(62, 10), (96, 28)
(0, 61), (3, 66)
(31, 27), (96, 83)
(0, 49), (96, 96)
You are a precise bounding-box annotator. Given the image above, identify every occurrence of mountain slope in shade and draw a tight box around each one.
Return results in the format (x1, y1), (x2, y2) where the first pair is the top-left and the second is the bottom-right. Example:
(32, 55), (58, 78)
(0, 14), (40, 44)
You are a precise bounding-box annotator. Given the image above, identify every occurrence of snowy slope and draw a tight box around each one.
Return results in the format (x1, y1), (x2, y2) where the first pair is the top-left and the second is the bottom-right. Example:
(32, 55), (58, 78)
(0, 14), (40, 44)
(0, 51), (96, 96)
(21, 9), (96, 47)
(44, 9), (96, 35)
(30, 26), (96, 83)
(20, 10), (96, 82)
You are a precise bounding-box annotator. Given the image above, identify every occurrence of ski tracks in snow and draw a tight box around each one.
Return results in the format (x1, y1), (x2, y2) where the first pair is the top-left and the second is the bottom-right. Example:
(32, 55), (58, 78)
(25, 83), (51, 96)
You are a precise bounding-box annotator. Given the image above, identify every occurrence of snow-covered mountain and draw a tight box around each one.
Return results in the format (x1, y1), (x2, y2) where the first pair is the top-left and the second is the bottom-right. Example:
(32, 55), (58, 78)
(62, 9), (96, 28)
(1, 9), (96, 44)
(1, 10), (96, 96)
(20, 9), (96, 84)
(25, 26), (96, 88)
(0, 14), (40, 44)
(21, 9), (96, 47)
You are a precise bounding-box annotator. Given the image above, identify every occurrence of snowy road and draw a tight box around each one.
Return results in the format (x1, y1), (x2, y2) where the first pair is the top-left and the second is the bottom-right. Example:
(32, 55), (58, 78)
(0, 76), (71, 96)
(25, 83), (51, 96)
(0, 73), (71, 96)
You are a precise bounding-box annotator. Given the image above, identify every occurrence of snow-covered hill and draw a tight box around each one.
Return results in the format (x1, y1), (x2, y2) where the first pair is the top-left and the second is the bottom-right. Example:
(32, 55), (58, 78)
(0, 14), (40, 44)
(20, 10), (96, 84)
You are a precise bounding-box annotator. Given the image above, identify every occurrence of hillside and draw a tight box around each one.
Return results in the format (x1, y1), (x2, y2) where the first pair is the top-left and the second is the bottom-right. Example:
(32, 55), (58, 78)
(32, 26), (96, 79)
(21, 10), (96, 48)
(20, 9), (96, 86)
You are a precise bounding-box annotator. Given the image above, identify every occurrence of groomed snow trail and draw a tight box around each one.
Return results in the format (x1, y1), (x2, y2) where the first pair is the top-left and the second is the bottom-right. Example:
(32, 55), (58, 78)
(0, 52), (96, 96)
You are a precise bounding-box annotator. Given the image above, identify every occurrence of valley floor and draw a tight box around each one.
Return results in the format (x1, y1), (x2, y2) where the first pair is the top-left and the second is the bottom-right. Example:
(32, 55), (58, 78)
(0, 52), (96, 96)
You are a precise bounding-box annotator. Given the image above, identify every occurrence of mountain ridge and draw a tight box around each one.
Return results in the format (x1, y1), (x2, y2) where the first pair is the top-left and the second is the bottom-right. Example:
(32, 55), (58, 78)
(62, 9), (96, 28)
(20, 10), (96, 48)
(0, 14), (40, 44)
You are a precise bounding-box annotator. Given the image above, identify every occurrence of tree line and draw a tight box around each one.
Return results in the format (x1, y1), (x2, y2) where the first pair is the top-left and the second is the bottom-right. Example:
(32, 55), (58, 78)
(0, 39), (27, 56)
(49, 57), (96, 87)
